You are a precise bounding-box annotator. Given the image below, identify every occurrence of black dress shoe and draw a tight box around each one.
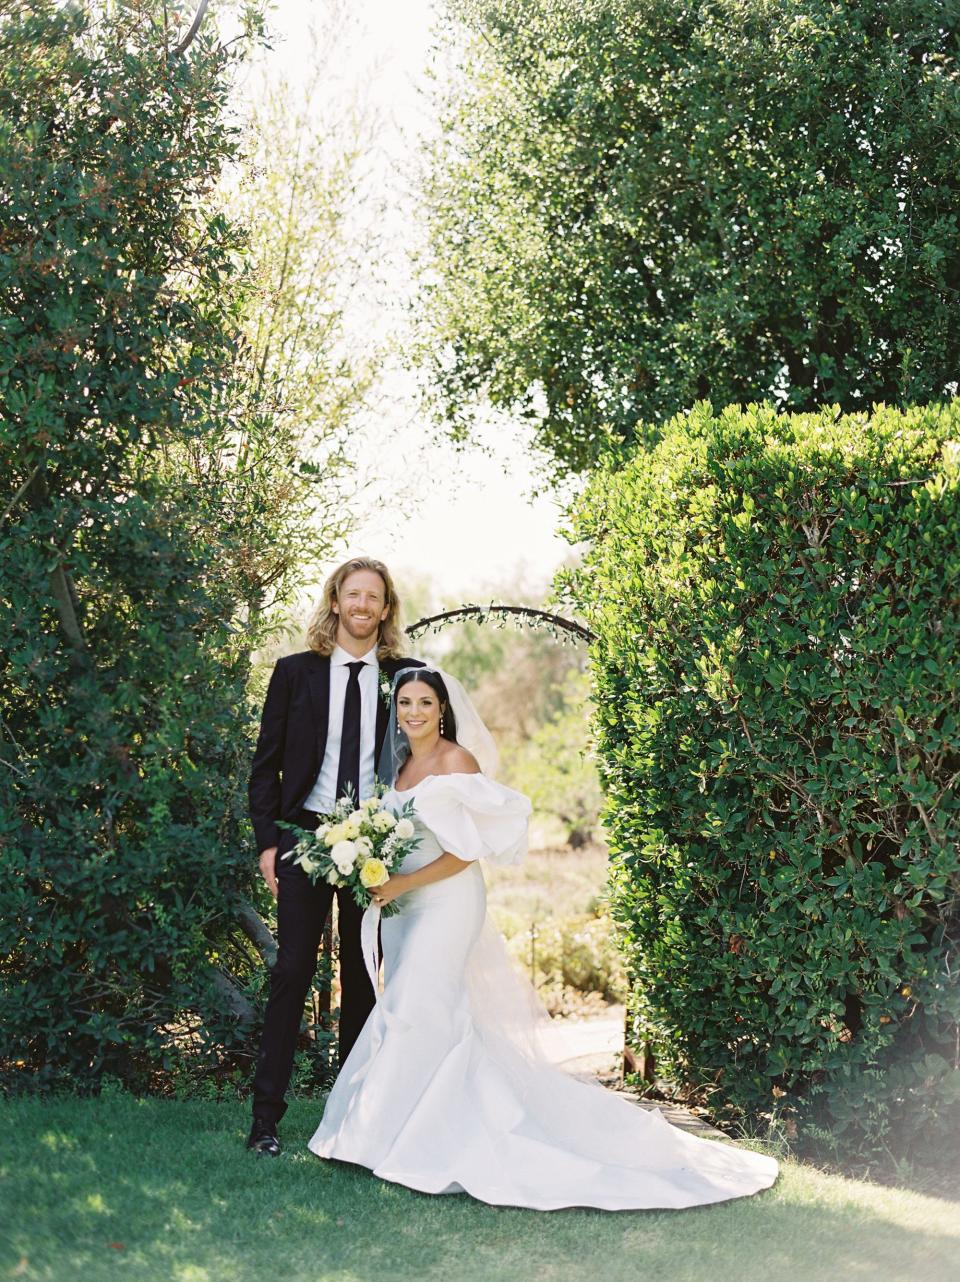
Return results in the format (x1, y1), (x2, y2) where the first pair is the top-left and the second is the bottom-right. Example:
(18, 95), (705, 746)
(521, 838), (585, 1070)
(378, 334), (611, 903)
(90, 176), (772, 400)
(246, 1117), (281, 1156)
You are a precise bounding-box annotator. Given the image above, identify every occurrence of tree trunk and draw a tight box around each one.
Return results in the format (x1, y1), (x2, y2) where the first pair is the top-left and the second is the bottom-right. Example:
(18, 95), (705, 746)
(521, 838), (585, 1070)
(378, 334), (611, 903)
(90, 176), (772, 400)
(234, 898), (278, 969)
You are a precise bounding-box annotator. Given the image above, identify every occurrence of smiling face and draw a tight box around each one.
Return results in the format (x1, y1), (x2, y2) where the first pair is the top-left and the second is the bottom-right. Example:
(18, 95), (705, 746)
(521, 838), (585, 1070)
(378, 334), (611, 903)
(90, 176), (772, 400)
(396, 679), (444, 746)
(333, 569), (389, 646)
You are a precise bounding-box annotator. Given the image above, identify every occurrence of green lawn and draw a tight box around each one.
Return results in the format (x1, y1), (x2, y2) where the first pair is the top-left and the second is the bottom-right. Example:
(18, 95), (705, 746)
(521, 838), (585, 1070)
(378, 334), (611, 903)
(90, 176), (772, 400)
(1, 1093), (957, 1282)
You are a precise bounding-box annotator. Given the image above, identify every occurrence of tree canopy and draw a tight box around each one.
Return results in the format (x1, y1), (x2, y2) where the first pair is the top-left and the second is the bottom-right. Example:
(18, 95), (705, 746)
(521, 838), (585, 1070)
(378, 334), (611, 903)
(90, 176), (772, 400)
(419, 0), (960, 479)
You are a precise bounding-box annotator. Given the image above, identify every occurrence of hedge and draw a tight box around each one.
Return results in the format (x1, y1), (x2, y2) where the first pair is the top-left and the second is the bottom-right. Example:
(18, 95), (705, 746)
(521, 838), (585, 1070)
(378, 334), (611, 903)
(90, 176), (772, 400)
(567, 400), (960, 1160)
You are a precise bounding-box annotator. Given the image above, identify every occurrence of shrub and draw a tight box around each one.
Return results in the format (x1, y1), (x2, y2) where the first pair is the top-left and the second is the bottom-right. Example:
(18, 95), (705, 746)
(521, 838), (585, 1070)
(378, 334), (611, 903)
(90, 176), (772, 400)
(504, 914), (627, 1017)
(0, 2), (343, 1094)
(567, 400), (960, 1160)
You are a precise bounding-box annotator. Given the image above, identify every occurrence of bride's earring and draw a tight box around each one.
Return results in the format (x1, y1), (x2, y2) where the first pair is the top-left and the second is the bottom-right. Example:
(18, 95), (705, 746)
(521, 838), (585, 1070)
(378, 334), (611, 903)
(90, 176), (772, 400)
(396, 718), (401, 734)
(440, 713), (445, 735)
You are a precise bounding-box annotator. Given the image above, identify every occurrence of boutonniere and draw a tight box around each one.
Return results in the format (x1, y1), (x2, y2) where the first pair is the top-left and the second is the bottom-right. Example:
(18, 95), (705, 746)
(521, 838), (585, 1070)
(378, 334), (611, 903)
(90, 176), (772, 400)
(378, 673), (393, 710)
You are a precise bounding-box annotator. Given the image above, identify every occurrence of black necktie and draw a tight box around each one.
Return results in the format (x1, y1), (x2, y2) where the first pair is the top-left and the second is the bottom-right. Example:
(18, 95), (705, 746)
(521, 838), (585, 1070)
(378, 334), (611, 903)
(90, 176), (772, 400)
(336, 661), (365, 805)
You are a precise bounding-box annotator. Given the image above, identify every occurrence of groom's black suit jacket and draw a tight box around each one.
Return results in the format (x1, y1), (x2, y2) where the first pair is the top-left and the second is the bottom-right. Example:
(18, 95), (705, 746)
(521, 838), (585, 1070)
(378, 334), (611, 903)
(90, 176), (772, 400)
(249, 650), (424, 854)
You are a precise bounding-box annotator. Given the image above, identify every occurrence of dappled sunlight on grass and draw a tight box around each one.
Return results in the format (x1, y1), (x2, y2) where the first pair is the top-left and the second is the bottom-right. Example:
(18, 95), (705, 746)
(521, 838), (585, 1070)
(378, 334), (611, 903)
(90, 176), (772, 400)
(1, 1094), (957, 1282)
(38, 1130), (78, 1153)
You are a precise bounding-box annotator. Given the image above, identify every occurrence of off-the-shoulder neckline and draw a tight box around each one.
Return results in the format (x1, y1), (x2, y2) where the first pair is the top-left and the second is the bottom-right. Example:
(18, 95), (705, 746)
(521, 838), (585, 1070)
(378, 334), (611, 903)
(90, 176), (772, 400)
(390, 770), (484, 795)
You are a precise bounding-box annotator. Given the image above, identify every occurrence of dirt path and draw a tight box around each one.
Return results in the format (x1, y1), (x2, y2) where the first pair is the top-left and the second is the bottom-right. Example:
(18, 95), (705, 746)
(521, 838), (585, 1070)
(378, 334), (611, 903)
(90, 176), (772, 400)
(541, 1004), (625, 1072)
(544, 1004), (725, 1137)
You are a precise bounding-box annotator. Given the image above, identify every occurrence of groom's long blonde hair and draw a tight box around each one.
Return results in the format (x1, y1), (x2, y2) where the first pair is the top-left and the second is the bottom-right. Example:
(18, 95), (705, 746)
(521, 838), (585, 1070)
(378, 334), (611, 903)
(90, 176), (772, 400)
(305, 556), (406, 658)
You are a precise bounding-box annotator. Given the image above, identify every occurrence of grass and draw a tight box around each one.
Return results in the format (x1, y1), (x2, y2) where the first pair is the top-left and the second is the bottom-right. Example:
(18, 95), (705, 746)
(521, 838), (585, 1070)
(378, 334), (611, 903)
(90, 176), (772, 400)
(1, 1091), (957, 1282)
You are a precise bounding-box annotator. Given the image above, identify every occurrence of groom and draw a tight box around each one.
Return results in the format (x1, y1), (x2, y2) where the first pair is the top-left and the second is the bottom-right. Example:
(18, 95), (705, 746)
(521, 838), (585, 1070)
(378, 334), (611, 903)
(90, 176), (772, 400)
(246, 555), (423, 1155)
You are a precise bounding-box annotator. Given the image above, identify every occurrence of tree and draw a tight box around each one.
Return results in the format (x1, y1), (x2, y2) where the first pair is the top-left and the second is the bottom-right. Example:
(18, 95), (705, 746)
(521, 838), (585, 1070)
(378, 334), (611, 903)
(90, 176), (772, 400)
(228, 10), (379, 574)
(0, 1), (356, 1091)
(419, 0), (960, 479)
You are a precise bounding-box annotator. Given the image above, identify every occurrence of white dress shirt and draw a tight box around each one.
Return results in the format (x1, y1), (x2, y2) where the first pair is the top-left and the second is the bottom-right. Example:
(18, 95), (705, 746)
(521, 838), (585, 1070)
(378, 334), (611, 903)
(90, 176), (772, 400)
(303, 644), (379, 812)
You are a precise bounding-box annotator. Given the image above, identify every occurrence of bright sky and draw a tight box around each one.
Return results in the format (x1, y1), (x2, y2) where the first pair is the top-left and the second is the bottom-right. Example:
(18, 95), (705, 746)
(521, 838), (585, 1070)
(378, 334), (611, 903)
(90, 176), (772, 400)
(244, 0), (574, 604)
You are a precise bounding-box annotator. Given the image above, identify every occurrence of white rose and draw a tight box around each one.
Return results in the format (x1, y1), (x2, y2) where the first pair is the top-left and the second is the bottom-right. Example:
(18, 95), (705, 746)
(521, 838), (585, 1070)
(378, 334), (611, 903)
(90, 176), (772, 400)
(331, 839), (358, 874)
(394, 817), (415, 840)
(347, 810), (365, 827)
(324, 823), (345, 847)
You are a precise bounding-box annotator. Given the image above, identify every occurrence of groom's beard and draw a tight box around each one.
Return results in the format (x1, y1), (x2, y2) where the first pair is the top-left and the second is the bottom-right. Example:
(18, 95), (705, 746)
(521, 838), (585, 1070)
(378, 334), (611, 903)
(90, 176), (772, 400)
(339, 615), (381, 646)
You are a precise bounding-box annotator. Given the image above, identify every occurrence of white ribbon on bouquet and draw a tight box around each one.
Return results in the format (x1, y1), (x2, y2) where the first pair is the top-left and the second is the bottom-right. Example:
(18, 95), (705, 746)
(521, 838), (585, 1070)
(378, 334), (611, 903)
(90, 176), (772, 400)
(360, 901), (381, 1000)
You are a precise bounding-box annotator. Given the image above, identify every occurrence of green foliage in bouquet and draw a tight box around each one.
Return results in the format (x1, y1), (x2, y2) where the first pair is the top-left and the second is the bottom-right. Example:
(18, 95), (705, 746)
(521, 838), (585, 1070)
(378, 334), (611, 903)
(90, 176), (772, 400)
(423, 0), (960, 479)
(566, 400), (960, 1161)
(0, 2), (351, 1093)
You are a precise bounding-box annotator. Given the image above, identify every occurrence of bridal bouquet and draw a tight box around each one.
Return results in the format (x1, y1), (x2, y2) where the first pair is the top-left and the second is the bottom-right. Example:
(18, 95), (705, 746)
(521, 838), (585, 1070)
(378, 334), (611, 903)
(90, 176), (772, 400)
(280, 791), (419, 918)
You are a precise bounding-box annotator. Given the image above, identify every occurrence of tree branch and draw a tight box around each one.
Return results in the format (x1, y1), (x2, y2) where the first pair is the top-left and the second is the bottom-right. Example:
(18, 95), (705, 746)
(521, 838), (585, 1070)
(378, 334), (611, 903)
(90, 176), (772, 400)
(234, 898), (278, 969)
(26, 469), (88, 658)
(1, 465), (41, 526)
(172, 0), (211, 56)
(208, 966), (256, 1027)
(48, 551), (86, 652)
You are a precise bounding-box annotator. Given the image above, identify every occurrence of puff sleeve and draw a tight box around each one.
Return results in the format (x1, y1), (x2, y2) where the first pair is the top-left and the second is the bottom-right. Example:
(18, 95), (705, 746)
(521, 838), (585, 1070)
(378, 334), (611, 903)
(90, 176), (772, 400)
(412, 774), (532, 867)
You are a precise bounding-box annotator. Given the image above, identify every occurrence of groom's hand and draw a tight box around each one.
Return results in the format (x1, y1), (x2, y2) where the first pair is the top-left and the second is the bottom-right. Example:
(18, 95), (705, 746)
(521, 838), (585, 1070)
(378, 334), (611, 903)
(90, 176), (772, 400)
(259, 846), (279, 899)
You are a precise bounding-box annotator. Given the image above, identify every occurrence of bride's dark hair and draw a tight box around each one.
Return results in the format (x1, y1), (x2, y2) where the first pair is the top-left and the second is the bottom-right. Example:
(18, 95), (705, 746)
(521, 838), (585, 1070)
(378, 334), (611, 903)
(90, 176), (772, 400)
(394, 668), (458, 744)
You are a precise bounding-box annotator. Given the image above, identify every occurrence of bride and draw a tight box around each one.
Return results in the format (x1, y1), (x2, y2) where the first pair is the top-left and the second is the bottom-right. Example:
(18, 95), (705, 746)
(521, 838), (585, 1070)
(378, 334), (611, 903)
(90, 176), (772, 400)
(308, 667), (779, 1210)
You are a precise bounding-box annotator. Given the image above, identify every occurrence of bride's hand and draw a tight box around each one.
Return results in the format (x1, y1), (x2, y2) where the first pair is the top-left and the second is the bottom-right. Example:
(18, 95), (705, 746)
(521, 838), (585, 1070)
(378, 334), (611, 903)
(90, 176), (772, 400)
(371, 874), (406, 908)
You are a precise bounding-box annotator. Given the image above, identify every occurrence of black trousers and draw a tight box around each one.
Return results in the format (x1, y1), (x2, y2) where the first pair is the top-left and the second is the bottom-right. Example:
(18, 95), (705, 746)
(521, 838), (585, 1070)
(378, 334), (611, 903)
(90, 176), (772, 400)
(251, 809), (378, 1124)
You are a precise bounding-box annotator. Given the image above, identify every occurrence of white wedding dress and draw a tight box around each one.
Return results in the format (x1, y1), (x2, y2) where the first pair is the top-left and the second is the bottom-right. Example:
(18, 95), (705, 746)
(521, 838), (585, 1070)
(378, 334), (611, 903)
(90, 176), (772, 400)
(308, 773), (779, 1210)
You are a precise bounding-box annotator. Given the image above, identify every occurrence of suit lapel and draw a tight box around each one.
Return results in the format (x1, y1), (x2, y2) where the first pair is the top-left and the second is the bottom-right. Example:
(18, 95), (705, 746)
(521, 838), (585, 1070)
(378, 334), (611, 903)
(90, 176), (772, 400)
(374, 657), (392, 766)
(306, 652), (330, 761)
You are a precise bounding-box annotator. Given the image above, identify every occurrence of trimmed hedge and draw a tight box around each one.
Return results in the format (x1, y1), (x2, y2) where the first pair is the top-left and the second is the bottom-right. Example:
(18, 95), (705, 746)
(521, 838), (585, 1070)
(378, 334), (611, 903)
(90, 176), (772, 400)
(567, 401), (960, 1159)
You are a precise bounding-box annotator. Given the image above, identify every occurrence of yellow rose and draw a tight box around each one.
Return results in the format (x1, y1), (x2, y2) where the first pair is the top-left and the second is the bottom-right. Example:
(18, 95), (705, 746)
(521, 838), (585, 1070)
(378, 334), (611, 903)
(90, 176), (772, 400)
(324, 823), (345, 847)
(359, 857), (389, 888)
